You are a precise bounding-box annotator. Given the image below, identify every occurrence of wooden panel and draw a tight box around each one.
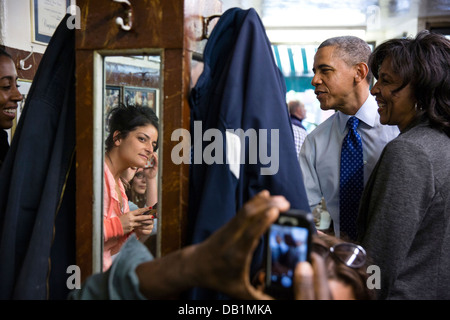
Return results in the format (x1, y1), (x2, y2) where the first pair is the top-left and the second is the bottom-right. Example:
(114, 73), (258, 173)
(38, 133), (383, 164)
(159, 0), (222, 255)
(74, 49), (94, 281)
(77, 0), (184, 50)
(2, 47), (43, 81)
(160, 48), (187, 255)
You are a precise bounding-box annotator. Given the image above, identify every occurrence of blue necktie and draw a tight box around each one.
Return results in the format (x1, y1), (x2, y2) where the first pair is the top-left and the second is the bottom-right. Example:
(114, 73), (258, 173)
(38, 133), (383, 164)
(340, 116), (364, 241)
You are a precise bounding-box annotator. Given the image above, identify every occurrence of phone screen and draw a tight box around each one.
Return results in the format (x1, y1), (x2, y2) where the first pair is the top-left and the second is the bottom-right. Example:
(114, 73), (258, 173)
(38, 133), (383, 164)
(268, 224), (309, 290)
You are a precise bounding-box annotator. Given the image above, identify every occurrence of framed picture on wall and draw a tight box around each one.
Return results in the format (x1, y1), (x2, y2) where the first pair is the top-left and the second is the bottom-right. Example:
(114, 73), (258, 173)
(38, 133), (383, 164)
(124, 87), (157, 111)
(31, 0), (70, 45)
(105, 86), (122, 115)
(104, 86), (122, 135)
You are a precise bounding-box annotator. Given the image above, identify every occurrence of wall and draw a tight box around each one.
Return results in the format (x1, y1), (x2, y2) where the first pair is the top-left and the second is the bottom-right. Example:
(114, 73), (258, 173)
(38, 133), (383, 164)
(1, 0), (47, 54)
(0, 0), (76, 142)
(365, 2), (421, 45)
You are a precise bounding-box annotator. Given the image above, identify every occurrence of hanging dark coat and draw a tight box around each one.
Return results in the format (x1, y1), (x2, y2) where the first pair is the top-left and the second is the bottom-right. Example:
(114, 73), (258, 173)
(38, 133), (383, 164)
(187, 8), (310, 299)
(0, 129), (9, 169)
(0, 14), (76, 299)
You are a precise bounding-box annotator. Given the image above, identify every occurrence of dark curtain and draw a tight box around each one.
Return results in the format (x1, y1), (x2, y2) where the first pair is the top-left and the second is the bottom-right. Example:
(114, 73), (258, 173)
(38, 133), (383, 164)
(0, 14), (76, 300)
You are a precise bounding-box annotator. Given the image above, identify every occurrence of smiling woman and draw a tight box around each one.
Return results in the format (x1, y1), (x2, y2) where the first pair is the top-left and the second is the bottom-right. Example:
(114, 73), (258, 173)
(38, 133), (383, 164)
(370, 55), (416, 131)
(102, 104), (159, 271)
(357, 30), (450, 299)
(0, 49), (23, 168)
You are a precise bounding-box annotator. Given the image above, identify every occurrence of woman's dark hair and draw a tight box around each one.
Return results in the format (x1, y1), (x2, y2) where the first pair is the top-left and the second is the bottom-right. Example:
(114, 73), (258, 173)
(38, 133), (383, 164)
(125, 173), (147, 208)
(105, 103), (159, 152)
(369, 30), (450, 136)
(313, 234), (376, 300)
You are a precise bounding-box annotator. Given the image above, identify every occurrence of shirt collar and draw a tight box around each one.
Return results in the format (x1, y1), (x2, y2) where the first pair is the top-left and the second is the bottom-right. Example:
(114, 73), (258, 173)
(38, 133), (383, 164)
(337, 95), (378, 133)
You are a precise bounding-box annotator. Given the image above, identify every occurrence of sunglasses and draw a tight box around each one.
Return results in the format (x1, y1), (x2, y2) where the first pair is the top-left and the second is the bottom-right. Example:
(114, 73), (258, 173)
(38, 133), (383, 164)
(312, 242), (367, 269)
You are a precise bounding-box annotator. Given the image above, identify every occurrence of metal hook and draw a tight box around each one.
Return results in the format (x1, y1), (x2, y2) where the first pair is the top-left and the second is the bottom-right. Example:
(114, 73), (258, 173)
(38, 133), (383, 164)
(201, 15), (221, 40)
(113, 0), (133, 31)
(19, 46), (34, 71)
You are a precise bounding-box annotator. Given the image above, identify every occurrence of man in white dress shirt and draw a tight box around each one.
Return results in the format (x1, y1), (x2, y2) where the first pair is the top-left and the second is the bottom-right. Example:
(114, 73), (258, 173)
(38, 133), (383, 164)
(299, 36), (399, 239)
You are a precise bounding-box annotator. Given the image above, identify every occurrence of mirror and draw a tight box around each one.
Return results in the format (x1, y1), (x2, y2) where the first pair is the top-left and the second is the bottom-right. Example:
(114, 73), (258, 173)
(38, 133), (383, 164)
(93, 50), (163, 273)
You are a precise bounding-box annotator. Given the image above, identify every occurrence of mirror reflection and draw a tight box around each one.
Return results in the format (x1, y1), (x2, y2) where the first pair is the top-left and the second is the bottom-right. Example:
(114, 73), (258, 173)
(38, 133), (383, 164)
(102, 54), (161, 272)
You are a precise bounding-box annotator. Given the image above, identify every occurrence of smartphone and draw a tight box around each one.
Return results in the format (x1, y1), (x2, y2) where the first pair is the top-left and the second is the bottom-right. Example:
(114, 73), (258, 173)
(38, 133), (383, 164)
(143, 208), (157, 216)
(145, 156), (155, 168)
(264, 209), (315, 300)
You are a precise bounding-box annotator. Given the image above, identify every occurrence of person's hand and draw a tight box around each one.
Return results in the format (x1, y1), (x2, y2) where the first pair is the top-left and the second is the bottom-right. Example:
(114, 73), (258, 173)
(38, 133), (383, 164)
(119, 207), (155, 235)
(293, 252), (332, 300)
(192, 190), (290, 300)
(134, 217), (154, 238)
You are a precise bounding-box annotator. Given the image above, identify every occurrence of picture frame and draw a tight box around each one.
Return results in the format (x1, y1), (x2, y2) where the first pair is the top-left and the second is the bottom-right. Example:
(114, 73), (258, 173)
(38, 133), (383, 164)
(104, 86), (122, 135)
(31, 0), (70, 45)
(105, 86), (122, 116)
(123, 87), (157, 111)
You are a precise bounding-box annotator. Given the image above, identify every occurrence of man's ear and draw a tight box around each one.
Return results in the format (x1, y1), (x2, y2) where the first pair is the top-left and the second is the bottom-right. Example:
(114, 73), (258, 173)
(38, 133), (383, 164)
(354, 62), (369, 84)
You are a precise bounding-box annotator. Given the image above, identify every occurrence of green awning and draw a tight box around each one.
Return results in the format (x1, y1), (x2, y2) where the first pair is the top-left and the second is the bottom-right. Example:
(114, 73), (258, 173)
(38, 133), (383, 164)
(272, 44), (316, 92)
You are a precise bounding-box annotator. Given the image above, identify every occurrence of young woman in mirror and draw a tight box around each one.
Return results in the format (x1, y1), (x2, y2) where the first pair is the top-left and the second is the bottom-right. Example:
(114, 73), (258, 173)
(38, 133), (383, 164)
(121, 167), (158, 238)
(103, 104), (158, 271)
(122, 167), (156, 210)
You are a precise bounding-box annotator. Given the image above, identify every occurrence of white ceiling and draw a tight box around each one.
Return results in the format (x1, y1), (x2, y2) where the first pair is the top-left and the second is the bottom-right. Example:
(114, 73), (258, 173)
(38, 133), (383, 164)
(221, 0), (450, 44)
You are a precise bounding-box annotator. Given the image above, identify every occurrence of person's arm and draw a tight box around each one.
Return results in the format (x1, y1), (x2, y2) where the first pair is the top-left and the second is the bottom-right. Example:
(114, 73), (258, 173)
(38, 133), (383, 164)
(299, 136), (322, 211)
(360, 139), (434, 298)
(135, 154), (158, 242)
(135, 190), (290, 300)
(143, 153), (158, 207)
(104, 217), (124, 240)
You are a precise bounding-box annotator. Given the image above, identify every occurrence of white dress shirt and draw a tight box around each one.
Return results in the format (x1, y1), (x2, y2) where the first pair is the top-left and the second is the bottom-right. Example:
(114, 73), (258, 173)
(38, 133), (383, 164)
(299, 95), (399, 238)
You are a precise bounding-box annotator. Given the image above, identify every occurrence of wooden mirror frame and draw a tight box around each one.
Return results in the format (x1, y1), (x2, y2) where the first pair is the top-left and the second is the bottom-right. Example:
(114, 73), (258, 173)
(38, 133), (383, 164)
(75, 0), (213, 281)
(75, 0), (221, 281)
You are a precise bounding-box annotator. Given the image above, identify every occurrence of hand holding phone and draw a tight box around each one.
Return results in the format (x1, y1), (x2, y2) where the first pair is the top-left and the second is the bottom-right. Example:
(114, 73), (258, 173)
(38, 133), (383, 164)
(142, 208), (157, 217)
(145, 156), (155, 168)
(264, 209), (315, 300)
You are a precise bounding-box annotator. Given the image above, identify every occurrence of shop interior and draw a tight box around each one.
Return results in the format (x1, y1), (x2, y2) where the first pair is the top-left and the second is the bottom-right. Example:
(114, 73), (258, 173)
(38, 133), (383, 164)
(0, 0), (449, 299)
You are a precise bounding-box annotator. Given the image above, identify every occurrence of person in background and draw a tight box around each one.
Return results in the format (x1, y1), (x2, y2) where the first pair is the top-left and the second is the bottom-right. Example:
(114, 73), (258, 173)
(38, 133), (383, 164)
(299, 36), (399, 241)
(125, 166), (157, 210)
(103, 104), (158, 271)
(357, 30), (450, 299)
(69, 190), (375, 300)
(0, 48), (23, 169)
(123, 166), (158, 240)
(288, 99), (307, 131)
(288, 99), (308, 157)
